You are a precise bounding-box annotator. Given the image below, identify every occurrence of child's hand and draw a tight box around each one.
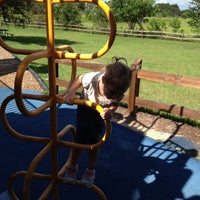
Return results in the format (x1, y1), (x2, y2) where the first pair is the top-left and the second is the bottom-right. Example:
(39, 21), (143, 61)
(100, 107), (114, 120)
(64, 91), (77, 105)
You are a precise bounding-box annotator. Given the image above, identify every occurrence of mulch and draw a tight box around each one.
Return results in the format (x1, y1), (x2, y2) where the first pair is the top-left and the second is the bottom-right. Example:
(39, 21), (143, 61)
(0, 46), (44, 92)
(1, 46), (200, 159)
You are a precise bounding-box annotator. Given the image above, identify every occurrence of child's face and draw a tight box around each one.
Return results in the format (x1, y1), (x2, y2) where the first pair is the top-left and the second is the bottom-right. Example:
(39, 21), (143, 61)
(103, 83), (123, 99)
(102, 75), (124, 99)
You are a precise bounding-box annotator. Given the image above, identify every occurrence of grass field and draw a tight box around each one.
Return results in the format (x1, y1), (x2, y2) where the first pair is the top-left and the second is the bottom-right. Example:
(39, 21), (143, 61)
(1, 25), (200, 114)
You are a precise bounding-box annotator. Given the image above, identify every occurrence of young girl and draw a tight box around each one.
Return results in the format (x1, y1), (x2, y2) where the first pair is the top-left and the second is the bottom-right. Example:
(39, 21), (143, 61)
(64, 57), (132, 187)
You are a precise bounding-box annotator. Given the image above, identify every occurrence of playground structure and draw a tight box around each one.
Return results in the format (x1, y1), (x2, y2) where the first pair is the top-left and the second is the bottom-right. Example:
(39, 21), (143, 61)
(0, 0), (116, 199)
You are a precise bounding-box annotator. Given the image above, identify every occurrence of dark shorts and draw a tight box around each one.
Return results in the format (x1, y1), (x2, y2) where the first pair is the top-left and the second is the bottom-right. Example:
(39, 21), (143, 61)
(74, 105), (104, 144)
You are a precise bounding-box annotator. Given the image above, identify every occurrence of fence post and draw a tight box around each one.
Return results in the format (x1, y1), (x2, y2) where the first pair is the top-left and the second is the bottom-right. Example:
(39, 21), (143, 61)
(123, 29), (126, 37)
(91, 26), (93, 34)
(128, 58), (142, 115)
(182, 32), (184, 41)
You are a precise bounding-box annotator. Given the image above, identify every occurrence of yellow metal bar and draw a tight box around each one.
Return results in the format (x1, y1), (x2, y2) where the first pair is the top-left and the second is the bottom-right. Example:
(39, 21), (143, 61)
(14, 50), (53, 117)
(0, 0), (115, 199)
(0, 95), (51, 144)
(0, 0), (116, 60)
(23, 140), (54, 199)
(56, 97), (112, 149)
(45, 0), (60, 199)
(55, 0), (116, 60)
(0, 37), (42, 55)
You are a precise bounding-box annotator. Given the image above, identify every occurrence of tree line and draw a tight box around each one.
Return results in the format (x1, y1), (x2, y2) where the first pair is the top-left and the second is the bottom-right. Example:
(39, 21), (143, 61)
(0, 0), (199, 33)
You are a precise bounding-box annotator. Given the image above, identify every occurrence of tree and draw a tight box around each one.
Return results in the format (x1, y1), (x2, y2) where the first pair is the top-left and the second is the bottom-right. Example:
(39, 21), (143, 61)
(170, 17), (181, 32)
(85, 4), (108, 28)
(156, 3), (181, 17)
(31, 2), (46, 22)
(54, 3), (82, 26)
(148, 18), (167, 31)
(0, 0), (33, 27)
(110, 0), (156, 30)
(188, 0), (200, 32)
(181, 9), (190, 19)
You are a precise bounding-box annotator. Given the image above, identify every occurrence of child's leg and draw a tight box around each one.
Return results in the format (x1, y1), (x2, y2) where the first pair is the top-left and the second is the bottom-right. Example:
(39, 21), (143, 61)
(81, 148), (99, 187)
(66, 147), (82, 167)
(66, 146), (99, 169)
(88, 148), (99, 170)
(64, 148), (81, 183)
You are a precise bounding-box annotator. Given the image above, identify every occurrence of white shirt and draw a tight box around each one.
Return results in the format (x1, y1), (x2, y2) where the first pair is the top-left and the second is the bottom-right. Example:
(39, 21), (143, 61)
(81, 72), (116, 107)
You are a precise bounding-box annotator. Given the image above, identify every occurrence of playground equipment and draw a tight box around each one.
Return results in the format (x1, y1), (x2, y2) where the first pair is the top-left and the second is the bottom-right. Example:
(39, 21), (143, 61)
(0, 0), (116, 199)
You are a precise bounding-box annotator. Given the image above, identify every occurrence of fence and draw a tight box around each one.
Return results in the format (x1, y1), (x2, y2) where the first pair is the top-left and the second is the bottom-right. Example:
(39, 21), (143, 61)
(3, 21), (200, 42)
(55, 58), (200, 121)
(44, 23), (200, 42)
(117, 29), (200, 42)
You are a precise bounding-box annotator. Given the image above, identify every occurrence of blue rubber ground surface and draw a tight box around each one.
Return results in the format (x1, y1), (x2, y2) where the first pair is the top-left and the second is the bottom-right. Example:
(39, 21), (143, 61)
(0, 88), (200, 200)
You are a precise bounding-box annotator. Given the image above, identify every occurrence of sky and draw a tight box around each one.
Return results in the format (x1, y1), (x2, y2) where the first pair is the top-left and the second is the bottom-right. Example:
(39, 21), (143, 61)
(155, 0), (191, 10)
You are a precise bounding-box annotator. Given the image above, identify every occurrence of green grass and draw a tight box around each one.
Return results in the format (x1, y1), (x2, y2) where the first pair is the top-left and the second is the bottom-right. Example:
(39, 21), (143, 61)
(1, 25), (200, 114)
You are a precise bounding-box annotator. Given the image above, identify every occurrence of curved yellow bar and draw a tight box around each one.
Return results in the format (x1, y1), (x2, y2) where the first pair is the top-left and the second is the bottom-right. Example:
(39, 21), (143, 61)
(54, 0), (116, 60)
(73, 99), (111, 143)
(14, 49), (54, 117)
(0, 0), (115, 117)
(1, 1), (114, 198)
(31, 0), (116, 60)
(73, 99), (104, 114)
(0, 94), (51, 144)
(0, 37), (42, 55)
(0, 0), (116, 60)
(56, 97), (111, 147)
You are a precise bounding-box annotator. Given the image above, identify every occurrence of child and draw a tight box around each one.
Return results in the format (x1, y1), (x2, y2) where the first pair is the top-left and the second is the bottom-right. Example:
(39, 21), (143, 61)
(64, 57), (132, 187)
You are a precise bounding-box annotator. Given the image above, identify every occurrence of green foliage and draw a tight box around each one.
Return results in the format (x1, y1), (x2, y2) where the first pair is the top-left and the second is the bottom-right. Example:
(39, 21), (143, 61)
(180, 10), (190, 19)
(147, 18), (167, 31)
(0, 0), (33, 26)
(170, 17), (181, 32)
(188, 0), (200, 33)
(54, 3), (82, 26)
(156, 3), (181, 17)
(84, 4), (96, 22)
(84, 4), (108, 28)
(0, 1), (197, 33)
(109, 0), (124, 22)
(110, 0), (156, 29)
(30, 2), (46, 22)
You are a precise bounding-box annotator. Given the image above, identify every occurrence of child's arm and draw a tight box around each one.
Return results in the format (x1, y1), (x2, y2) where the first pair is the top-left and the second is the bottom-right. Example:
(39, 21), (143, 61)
(65, 74), (84, 104)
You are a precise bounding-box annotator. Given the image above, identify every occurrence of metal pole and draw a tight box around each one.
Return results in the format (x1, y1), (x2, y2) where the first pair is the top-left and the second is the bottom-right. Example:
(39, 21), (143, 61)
(46, 0), (59, 199)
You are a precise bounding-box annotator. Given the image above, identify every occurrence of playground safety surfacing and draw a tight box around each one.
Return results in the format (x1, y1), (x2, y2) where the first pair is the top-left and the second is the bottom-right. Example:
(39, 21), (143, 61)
(0, 88), (200, 200)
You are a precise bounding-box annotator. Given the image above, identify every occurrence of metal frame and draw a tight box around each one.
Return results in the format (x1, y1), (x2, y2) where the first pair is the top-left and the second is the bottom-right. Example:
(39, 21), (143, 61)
(0, 0), (116, 199)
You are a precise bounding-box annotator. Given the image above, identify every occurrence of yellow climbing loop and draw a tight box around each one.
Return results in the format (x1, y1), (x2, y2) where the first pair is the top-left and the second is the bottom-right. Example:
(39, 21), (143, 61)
(0, 0), (116, 199)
